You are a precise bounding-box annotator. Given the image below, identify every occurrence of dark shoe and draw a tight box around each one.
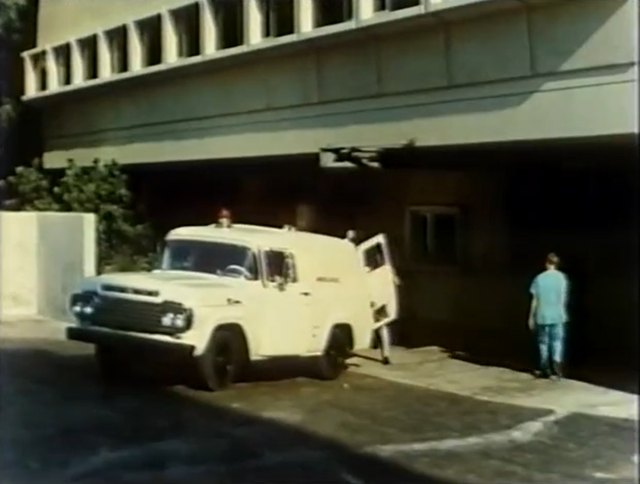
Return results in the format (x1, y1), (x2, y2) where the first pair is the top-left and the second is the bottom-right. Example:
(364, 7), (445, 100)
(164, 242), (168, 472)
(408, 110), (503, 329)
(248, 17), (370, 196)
(551, 361), (563, 380)
(382, 357), (391, 366)
(533, 368), (550, 379)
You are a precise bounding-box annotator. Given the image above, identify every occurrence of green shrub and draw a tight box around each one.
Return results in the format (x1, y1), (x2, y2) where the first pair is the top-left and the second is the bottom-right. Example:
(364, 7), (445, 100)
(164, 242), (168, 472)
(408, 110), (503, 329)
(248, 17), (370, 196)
(2, 158), (156, 273)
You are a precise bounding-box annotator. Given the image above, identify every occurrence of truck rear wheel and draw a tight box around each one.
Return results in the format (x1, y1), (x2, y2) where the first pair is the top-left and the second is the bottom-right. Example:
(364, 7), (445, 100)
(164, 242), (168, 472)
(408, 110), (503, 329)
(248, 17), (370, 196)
(316, 328), (349, 380)
(196, 330), (244, 391)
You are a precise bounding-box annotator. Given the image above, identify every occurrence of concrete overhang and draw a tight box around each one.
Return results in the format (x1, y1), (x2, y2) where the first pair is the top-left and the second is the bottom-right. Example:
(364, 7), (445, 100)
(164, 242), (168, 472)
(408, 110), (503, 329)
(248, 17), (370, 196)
(22, 0), (532, 105)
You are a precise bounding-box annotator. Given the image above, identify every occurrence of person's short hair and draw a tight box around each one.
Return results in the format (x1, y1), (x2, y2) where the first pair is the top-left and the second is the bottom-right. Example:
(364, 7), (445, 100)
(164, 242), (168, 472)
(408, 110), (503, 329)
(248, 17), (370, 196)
(546, 252), (560, 267)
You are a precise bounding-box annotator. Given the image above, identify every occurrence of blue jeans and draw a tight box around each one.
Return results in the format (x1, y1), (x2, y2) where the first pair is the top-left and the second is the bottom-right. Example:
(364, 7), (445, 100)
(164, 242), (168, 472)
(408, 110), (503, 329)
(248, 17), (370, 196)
(536, 323), (565, 370)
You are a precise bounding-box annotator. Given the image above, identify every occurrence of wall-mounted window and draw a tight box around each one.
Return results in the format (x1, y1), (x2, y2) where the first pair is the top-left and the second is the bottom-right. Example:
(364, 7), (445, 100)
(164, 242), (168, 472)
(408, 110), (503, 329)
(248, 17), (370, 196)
(173, 3), (201, 58)
(315, 0), (353, 27)
(106, 26), (128, 73)
(79, 35), (98, 80)
(407, 207), (462, 266)
(138, 15), (162, 67)
(212, 0), (244, 50)
(261, 0), (294, 38)
(374, 0), (420, 11)
(54, 44), (71, 86)
(32, 52), (48, 92)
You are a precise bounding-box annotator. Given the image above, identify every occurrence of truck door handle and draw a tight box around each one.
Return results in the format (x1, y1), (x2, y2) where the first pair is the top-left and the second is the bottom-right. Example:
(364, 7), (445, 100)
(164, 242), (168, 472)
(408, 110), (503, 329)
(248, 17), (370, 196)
(300, 291), (312, 296)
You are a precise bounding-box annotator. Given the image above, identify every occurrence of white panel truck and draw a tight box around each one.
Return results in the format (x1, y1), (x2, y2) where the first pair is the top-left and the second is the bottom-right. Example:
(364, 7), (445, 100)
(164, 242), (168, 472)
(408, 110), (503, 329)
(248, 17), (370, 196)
(66, 220), (398, 391)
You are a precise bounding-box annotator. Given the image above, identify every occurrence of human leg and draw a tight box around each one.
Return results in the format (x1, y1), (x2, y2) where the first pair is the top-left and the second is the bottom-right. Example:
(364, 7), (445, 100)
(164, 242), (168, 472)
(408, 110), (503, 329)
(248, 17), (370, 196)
(378, 325), (391, 365)
(549, 323), (565, 378)
(536, 325), (551, 376)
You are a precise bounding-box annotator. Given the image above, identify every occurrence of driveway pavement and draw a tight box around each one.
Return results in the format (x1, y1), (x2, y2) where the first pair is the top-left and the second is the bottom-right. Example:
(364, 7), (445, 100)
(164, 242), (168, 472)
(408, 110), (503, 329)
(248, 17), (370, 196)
(0, 318), (637, 484)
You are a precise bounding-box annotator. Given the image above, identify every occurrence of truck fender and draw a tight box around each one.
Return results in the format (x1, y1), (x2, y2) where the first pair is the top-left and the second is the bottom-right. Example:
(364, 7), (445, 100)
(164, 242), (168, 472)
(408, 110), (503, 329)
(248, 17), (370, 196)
(193, 321), (250, 362)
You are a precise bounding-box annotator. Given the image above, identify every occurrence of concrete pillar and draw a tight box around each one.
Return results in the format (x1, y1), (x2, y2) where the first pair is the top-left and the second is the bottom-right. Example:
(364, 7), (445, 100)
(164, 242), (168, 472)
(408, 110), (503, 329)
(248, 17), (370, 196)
(22, 53), (36, 95)
(97, 32), (112, 79)
(244, 0), (263, 44)
(127, 22), (143, 71)
(296, 0), (316, 33)
(70, 40), (84, 84)
(200, 0), (218, 54)
(162, 10), (179, 63)
(357, 0), (376, 20)
(45, 48), (58, 90)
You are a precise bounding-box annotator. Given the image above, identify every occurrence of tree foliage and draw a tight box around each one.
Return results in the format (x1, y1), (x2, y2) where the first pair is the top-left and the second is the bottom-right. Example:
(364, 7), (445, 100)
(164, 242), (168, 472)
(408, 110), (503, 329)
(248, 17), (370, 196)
(1, 158), (156, 272)
(0, 0), (28, 43)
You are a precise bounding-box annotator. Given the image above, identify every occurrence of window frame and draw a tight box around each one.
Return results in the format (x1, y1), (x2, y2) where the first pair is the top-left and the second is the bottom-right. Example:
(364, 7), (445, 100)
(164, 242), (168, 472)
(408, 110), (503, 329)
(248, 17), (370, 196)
(172, 2), (202, 59)
(78, 34), (98, 81)
(105, 25), (129, 74)
(261, 248), (299, 285)
(211, 0), (245, 50)
(314, 0), (354, 28)
(405, 205), (464, 268)
(374, 0), (421, 12)
(260, 0), (295, 39)
(137, 14), (163, 68)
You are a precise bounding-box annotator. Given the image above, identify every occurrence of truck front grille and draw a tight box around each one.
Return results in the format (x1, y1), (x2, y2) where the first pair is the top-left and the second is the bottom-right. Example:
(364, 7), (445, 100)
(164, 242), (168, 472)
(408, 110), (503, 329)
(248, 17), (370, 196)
(91, 296), (187, 335)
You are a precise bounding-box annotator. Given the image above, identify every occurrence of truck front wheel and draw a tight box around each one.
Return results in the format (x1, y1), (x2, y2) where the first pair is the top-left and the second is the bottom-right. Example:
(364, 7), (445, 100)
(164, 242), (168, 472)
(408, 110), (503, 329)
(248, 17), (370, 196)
(196, 330), (243, 391)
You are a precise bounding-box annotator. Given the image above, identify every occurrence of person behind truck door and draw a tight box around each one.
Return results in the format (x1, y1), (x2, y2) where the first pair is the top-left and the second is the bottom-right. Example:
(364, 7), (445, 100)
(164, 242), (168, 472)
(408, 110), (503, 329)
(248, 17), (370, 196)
(216, 208), (232, 228)
(346, 229), (392, 365)
(373, 306), (392, 366)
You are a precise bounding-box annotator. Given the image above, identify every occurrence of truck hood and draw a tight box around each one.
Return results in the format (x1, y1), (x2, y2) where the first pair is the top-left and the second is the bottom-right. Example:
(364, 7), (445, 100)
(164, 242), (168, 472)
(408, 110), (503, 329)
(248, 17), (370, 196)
(78, 271), (243, 307)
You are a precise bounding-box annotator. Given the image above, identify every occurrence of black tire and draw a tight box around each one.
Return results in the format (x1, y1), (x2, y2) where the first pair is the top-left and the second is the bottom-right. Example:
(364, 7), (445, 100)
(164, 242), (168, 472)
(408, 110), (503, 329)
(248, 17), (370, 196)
(95, 345), (130, 382)
(316, 328), (350, 381)
(196, 329), (245, 391)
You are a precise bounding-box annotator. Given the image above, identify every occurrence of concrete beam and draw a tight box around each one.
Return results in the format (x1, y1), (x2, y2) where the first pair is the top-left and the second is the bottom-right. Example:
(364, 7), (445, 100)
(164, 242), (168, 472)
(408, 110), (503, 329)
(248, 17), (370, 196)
(70, 40), (84, 84)
(357, 0), (376, 20)
(296, 0), (316, 33)
(97, 32), (112, 79)
(244, 0), (263, 45)
(45, 48), (58, 91)
(22, 54), (36, 96)
(162, 10), (179, 63)
(127, 22), (143, 72)
(200, 0), (218, 54)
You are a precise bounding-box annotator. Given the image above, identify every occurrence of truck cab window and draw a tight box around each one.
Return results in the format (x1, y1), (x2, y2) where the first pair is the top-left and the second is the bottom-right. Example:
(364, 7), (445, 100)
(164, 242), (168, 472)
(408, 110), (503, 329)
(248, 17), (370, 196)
(264, 250), (297, 283)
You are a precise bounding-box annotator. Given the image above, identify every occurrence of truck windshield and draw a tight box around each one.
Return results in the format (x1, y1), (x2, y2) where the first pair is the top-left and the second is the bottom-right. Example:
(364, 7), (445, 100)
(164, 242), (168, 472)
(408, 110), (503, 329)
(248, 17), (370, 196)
(160, 240), (258, 280)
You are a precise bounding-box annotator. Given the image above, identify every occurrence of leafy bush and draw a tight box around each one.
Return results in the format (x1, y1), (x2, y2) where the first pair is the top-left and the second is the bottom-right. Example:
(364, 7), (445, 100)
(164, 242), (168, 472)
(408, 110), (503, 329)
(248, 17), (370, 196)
(1, 158), (156, 273)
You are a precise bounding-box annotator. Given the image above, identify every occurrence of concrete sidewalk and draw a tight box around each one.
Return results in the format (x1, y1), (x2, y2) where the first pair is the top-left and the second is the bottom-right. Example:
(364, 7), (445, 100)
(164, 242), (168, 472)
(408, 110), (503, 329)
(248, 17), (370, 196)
(351, 346), (639, 421)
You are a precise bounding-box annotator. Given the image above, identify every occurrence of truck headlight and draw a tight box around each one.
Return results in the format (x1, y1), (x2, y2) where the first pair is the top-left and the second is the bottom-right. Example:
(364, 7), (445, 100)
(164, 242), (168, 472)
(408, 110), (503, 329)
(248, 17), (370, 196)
(160, 310), (191, 329)
(70, 292), (99, 321)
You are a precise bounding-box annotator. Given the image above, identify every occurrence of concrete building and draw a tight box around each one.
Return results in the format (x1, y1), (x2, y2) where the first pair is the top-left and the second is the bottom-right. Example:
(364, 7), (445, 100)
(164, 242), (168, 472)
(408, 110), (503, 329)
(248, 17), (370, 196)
(21, 1), (639, 371)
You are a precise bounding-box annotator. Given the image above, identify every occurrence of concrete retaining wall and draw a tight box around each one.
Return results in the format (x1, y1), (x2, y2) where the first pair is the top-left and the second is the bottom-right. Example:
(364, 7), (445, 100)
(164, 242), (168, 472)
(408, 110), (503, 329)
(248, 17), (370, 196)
(0, 212), (96, 321)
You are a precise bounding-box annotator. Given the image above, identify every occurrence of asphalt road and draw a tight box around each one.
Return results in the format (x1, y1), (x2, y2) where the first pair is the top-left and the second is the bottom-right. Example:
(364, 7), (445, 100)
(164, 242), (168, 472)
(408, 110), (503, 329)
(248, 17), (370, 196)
(0, 330), (637, 484)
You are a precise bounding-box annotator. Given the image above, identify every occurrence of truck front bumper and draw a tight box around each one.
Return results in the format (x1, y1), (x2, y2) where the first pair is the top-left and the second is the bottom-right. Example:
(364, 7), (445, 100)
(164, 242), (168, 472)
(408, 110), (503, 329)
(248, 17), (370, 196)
(66, 326), (195, 358)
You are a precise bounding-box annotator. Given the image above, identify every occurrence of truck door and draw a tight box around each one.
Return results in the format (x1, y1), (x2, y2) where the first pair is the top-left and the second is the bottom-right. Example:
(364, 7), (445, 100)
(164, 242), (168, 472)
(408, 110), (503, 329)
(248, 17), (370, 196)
(258, 248), (313, 356)
(357, 234), (399, 329)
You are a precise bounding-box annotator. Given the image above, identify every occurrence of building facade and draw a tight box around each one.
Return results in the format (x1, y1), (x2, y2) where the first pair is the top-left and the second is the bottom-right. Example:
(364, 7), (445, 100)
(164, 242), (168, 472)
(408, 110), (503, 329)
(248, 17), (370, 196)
(22, 0), (639, 370)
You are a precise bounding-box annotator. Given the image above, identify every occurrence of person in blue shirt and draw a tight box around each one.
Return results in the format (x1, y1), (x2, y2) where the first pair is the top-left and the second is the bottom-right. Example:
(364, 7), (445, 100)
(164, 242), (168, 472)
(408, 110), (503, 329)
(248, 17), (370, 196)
(528, 253), (569, 379)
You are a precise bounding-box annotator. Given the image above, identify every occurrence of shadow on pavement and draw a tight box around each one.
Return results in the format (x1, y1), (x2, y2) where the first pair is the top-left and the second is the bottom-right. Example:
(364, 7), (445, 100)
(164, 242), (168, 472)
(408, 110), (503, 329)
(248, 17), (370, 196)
(440, 339), (639, 395)
(0, 345), (458, 484)
(399, 323), (639, 395)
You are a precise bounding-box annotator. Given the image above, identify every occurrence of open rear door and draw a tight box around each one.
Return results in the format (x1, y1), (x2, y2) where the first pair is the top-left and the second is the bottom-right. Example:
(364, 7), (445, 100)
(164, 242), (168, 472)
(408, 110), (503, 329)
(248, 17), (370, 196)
(357, 234), (398, 330)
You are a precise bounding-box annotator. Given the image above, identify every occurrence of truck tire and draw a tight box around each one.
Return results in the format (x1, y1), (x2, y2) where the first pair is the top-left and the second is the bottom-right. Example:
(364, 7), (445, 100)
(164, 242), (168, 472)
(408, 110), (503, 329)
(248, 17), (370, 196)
(95, 345), (130, 382)
(196, 329), (244, 391)
(316, 328), (349, 381)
